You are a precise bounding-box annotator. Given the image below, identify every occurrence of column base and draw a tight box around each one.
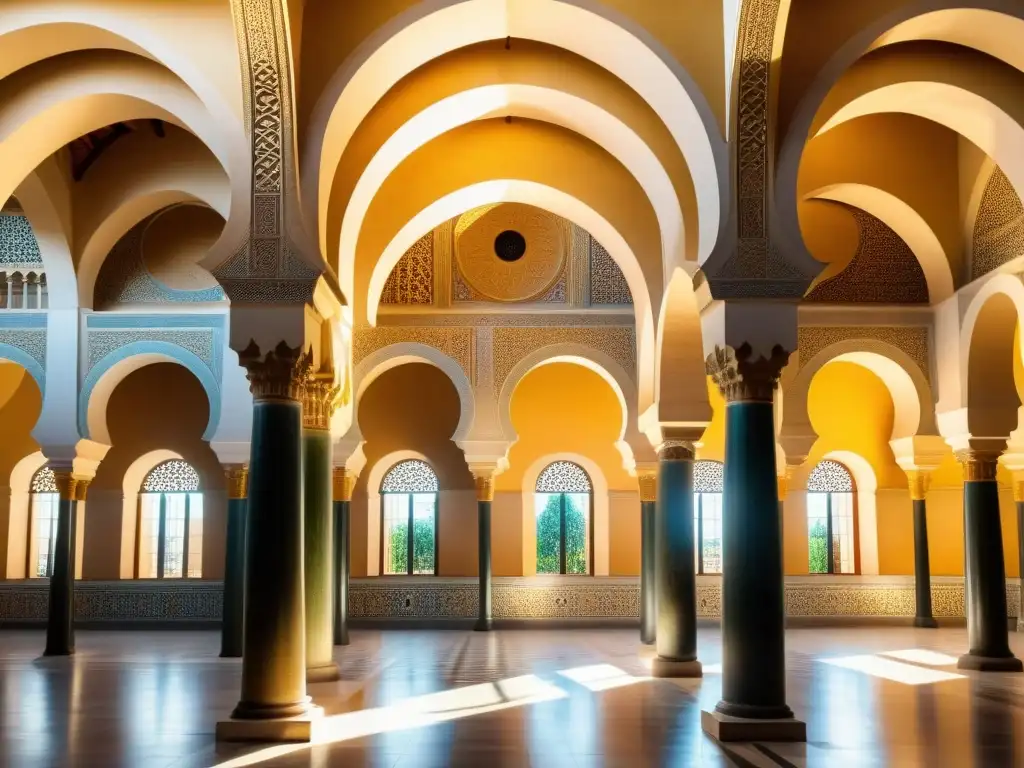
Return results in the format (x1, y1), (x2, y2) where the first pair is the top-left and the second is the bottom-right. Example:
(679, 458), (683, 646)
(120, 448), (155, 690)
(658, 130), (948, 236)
(640, 632), (655, 646)
(913, 616), (939, 629)
(217, 704), (324, 743)
(333, 631), (350, 646)
(701, 709), (806, 743)
(43, 646), (74, 657)
(473, 617), (493, 632)
(957, 653), (1024, 672)
(651, 658), (702, 678)
(231, 696), (313, 721)
(306, 661), (341, 683)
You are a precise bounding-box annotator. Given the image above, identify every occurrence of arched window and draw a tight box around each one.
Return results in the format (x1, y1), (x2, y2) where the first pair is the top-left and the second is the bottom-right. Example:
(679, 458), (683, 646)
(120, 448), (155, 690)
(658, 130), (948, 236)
(807, 460), (856, 575)
(29, 467), (59, 578)
(693, 461), (724, 574)
(535, 461), (592, 575)
(380, 460), (438, 575)
(137, 460), (203, 579)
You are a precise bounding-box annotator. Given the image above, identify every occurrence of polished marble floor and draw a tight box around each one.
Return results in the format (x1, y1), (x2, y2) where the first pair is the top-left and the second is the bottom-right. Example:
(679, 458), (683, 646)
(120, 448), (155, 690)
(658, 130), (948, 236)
(0, 626), (1023, 767)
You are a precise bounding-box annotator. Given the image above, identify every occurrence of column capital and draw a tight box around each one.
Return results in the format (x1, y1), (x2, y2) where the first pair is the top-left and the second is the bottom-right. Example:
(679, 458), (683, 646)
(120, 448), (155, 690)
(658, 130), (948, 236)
(49, 467), (76, 502)
(777, 465), (796, 501)
(239, 340), (308, 402)
(332, 467), (357, 502)
(956, 449), (1001, 482)
(658, 441), (696, 461)
(224, 465), (249, 500)
(905, 469), (932, 501)
(706, 343), (791, 403)
(473, 474), (495, 503)
(1010, 471), (1024, 503)
(636, 469), (657, 502)
(301, 372), (341, 431)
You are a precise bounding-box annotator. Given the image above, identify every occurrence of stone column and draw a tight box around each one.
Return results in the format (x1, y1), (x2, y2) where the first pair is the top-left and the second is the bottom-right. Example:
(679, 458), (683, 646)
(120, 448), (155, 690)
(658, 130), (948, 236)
(955, 450), (1021, 671)
(703, 343), (805, 742)
(907, 470), (937, 629)
(332, 467), (356, 646)
(652, 441), (702, 677)
(473, 471), (495, 632)
(222, 342), (313, 731)
(44, 471), (82, 656)
(220, 465), (248, 658)
(638, 467), (657, 646)
(302, 374), (341, 683)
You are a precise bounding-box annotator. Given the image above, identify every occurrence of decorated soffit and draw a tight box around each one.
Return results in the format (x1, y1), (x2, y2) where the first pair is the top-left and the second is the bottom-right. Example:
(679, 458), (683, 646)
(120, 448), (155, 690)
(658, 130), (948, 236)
(972, 166), (1024, 281)
(381, 203), (632, 310)
(805, 204), (928, 304)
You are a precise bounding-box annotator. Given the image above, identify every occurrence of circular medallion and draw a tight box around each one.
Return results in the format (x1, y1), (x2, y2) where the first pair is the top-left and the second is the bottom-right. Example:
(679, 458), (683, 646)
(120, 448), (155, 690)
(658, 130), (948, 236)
(455, 204), (564, 302)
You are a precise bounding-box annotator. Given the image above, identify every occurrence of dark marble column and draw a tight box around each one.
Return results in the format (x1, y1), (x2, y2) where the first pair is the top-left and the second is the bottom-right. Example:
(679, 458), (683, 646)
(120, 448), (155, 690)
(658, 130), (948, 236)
(955, 450), (1021, 671)
(44, 470), (80, 657)
(220, 465), (248, 658)
(227, 342), (311, 723)
(652, 442), (701, 677)
(474, 473), (494, 632)
(302, 416), (339, 683)
(703, 343), (805, 742)
(907, 471), (937, 629)
(639, 470), (657, 646)
(333, 468), (354, 646)
(1017, 482), (1024, 634)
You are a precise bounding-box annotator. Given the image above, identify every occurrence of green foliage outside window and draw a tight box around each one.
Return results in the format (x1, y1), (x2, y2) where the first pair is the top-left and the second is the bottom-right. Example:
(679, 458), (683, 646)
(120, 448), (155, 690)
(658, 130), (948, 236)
(536, 494), (587, 574)
(809, 520), (828, 574)
(388, 518), (435, 574)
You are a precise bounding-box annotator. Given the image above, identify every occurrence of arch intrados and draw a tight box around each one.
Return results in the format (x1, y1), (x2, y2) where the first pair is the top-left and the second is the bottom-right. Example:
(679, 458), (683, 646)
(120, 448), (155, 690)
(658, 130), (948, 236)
(10, 451), (48, 496)
(775, 1), (1024, 280)
(960, 275), (1024, 415)
(304, 0), (723, 263)
(353, 343), (475, 442)
(795, 342), (933, 440)
(497, 349), (635, 446)
(335, 83), (684, 299)
(84, 352), (217, 447)
(804, 183), (953, 303)
(14, 169), (76, 309)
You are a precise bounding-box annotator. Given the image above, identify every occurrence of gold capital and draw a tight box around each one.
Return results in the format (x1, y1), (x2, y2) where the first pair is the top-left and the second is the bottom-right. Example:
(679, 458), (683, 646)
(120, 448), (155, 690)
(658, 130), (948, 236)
(906, 470), (931, 501)
(474, 474), (495, 503)
(239, 340), (308, 402)
(706, 343), (791, 403)
(301, 372), (341, 430)
(332, 467), (357, 502)
(51, 469), (76, 502)
(658, 441), (695, 462)
(73, 477), (90, 502)
(1014, 477), (1024, 504)
(637, 471), (657, 502)
(224, 465), (249, 500)
(956, 450), (1000, 482)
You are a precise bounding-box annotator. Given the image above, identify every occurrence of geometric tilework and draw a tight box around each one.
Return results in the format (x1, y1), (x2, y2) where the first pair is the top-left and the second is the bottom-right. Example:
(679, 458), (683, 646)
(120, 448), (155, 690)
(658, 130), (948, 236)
(972, 166), (1024, 281)
(0, 215), (43, 267)
(589, 237), (632, 305)
(0, 578), (1014, 622)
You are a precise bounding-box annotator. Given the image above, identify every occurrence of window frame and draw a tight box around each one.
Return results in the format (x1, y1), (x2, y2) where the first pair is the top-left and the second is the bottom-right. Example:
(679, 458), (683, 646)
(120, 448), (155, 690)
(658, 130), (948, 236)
(534, 461), (594, 576)
(693, 460), (724, 576)
(135, 460), (203, 580)
(28, 467), (60, 579)
(806, 460), (858, 576)
(378, 460), (440, 577)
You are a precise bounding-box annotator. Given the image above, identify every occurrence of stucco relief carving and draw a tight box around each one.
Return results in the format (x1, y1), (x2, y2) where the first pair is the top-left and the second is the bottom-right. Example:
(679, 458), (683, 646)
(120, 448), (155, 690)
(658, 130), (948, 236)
(972, 167), (1024, 280)
(0, 215), (43, 267)
(491, 326), (636, 397)
(589, 238), (633, 305)
(219, 0), (319, 304)
(353, 326), (475, 385)
(380, 233), (433, 305)
(806, 207), (929, 304)
(0, 330), (46, 370)
(797, 326), (931, 385)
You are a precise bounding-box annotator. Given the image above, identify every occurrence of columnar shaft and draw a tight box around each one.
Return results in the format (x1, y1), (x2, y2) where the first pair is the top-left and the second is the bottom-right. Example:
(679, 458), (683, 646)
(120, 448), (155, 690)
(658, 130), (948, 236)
(639, 468), (657, 645)
(44, 470), (81, 657)
(333, 468), (355, 646)
(303, 428), (338, 682)
(220, 465), (248, 658)
(473, 471), (495, 631)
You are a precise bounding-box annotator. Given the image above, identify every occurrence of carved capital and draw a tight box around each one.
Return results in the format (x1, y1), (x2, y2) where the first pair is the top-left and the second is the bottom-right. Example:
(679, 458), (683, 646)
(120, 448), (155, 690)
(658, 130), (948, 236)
(706, 342), (791, 403)
(474, 473), (495, 503)
(224, 465), (249, 500)
(637, 470), (657, 502)
(73, 478), (91, 502)
(658, 441), (695, 462)
(956, 450), (1001, 482)
(239, 340), (307, 402)
(777, 466), (795, 501)
(51, 469), (75, 502)
(1014, 477), (1024, 504)
(301, 372), (341, 431)
(905, 470), (932, 501)
(332, 467), (357, 502)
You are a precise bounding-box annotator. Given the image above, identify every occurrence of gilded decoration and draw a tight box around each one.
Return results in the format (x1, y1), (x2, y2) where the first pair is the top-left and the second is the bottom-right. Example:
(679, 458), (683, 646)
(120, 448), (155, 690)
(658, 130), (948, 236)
(224, 465), (249, 500)
(219, 0), (320, 303)
(796, 326), (930, 385)
(636, 471), (657, 503)
(805, 206), (929, 304)
(706, 343), (791, 403)
(332, 467), (357, 502)
(491, 326), (636, 397)
(474, 474), (495, 503)
(354, 326), (475, 385)
(972, 167), (1024, 280)
(906, 470), (931, 501)
(711, 0), (805, 298)
(49, 468), (76, 502)
(1014, 478), (1024, 504)
(73, 478), (91, 502)
(381, 233), (433, 305)
(301, 372), (340, 430)
(957, 450), (1001, 482)
(455, 204), (565, 302)
(238, 340), (307, 401)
